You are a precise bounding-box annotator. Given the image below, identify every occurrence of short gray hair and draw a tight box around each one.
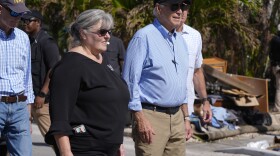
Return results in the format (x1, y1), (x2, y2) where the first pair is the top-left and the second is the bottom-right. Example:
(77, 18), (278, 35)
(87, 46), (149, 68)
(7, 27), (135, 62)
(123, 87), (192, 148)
(153, 4), (164, 18)
(69, 9), (114, 48)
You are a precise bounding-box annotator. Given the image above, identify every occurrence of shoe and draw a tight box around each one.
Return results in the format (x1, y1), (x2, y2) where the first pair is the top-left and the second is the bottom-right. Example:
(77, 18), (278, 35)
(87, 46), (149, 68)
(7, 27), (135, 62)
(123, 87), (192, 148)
(270, 107), (279, 112)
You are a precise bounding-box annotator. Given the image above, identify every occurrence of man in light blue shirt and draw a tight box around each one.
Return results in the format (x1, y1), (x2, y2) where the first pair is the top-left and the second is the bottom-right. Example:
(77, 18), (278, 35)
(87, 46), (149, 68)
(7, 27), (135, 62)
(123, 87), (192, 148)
(0, 0), (34, 155)
(122, 0), (192, 155)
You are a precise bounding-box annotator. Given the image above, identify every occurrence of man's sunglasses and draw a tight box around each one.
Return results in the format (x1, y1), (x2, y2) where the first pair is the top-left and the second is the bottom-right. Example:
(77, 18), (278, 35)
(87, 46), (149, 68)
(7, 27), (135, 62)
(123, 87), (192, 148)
(22, 18), (37, 25)
(164, 3), (190, 12)
(88, 29), (112, 36)
(1, 4), (24, 17)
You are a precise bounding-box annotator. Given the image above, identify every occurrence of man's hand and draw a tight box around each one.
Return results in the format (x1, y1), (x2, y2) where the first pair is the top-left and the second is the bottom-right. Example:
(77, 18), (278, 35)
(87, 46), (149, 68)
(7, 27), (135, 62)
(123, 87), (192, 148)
(34, 96), (45, 109)
(27, 104), (32, 134)
(133, 111), (155, 144)
(30, 120), (33, 134)
(202, 101), (212, 123)
(185, 120), (193, 141)
(117, 144), (125, 156)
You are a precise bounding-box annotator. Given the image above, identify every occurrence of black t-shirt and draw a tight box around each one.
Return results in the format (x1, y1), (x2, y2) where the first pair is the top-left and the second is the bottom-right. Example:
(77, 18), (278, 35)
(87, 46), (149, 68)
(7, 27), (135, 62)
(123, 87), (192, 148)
(45, 52), (129, 145)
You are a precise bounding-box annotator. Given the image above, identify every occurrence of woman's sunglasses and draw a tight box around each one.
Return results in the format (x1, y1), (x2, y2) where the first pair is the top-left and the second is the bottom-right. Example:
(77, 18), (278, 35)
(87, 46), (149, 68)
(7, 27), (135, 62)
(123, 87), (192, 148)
(1, 4), (24, 17)
(88, 29), (112, 37)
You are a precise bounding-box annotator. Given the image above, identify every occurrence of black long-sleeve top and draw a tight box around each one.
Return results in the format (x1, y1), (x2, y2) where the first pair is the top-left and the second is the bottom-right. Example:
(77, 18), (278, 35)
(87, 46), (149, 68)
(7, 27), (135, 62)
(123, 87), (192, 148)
(270, 32), (280, 65)
(45, 52), (129, 145)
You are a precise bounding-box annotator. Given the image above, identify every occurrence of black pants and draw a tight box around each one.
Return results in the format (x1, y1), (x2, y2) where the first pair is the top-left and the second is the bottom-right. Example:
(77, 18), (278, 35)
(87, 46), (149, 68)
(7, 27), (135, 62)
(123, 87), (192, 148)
(70, 133), (120, 156)
(0, 137), (7, 156)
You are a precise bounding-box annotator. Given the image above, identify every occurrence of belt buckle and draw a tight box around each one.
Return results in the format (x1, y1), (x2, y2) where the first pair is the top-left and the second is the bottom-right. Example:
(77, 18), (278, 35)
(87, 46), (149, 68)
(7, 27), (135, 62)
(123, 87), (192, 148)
(166, 108), (171, 114)
(2, 96), (9, 103)
(15, 96), (18, 103)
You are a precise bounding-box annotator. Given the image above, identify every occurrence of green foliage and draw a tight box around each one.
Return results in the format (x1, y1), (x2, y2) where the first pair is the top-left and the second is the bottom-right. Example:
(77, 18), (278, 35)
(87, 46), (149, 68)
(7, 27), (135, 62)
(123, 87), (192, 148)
(188, 0), (274, 77)
(25, 0), (280, 78)
(25, 0), (153, 51)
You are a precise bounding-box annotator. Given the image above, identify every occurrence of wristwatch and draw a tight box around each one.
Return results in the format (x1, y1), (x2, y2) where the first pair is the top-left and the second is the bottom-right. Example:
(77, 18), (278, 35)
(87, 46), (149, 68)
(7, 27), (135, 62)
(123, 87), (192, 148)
(184, 116), (190, 121)
(37, 91), (47, 98)
(201, 97), (209, 104)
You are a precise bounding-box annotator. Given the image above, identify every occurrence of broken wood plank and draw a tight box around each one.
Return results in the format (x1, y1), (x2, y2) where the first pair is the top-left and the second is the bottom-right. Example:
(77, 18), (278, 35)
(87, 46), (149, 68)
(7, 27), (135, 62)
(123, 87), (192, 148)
(202, 64), (256, 94)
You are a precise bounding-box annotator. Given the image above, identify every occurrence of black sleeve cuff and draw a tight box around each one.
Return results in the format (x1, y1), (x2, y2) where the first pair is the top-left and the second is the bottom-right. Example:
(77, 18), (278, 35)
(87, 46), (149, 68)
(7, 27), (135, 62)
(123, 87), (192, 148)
(44, 121), (73, 145)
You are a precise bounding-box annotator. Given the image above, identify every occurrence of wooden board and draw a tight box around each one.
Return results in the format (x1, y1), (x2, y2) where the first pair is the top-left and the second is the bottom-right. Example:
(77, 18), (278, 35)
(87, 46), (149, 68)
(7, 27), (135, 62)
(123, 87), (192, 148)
(202, 64), (257, 94)
(202, 64), (269, 112)
(232, 75), (269, 113)
(203, 57), (228, 73)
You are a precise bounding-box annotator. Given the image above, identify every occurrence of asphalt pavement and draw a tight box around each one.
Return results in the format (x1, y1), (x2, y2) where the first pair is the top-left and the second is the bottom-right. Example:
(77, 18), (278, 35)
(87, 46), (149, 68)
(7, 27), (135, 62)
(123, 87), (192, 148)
(31, 124), (280, 156)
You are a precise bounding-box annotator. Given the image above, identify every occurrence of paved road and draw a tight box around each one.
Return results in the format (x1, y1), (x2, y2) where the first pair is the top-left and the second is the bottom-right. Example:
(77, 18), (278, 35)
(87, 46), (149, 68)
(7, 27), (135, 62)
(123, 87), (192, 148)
(31, 124), (136, 156)
(32, 124), (55, 156)
(32, 124), (280, 156)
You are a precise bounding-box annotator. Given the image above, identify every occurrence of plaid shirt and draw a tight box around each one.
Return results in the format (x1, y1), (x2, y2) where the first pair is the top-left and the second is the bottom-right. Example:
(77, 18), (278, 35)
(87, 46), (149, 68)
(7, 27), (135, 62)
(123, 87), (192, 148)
(0, 28), (34, 103)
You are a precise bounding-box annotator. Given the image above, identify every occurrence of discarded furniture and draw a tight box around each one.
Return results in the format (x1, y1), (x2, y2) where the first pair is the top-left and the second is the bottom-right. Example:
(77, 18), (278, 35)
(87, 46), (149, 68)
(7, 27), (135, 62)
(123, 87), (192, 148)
(203, 57), (227, 73)
(202, 63), (269, 113)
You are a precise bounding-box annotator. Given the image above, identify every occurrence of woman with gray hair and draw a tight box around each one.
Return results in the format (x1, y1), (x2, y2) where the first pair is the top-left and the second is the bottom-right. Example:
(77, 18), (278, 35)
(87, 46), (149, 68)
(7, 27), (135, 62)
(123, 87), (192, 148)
(45, 9), (129, 156)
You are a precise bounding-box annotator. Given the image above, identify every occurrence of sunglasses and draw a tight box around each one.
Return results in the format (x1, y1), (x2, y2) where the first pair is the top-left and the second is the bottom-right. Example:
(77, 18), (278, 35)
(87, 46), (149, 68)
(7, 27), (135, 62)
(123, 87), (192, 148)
(22, 18), (37, 25)
(164, 3), (190, 12)
(88, 29), (112, 37)
(1, 4), (24, 17)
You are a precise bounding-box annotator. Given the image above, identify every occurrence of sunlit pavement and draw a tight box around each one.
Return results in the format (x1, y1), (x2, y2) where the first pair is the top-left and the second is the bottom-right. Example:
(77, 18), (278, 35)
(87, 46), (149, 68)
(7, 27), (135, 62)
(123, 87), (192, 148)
(32, 125), (280, 156)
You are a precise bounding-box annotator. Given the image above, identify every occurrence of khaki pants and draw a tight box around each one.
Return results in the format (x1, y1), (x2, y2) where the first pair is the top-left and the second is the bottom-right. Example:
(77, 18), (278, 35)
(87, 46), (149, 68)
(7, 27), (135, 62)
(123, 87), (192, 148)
(132, 109), (186, 156)
(31, 103), (50, 136)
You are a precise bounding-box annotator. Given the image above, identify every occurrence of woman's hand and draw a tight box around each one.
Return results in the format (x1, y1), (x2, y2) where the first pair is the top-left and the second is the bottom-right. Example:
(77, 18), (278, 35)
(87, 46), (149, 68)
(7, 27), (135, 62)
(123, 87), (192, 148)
(54, 135), (73, 156)
(117, 144), (125, 156)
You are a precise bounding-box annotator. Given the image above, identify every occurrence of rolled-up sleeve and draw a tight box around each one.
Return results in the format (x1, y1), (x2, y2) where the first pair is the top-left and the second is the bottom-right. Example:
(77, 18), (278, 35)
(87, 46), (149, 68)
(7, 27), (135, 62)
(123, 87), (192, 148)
(122, 36), (147, 111)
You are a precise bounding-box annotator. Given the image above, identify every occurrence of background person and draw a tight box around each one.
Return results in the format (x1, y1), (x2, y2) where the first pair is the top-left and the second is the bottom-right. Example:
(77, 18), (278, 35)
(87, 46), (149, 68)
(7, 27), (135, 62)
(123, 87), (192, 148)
(0, 0), (34, 155)
(45, 9), (129, 156)
(269, 24), (280, 112)
(21, 10), (61, 155)
(122, 0), (192, 155)
(103, 34), (126, 76)
(102, 34), (132, 128)
(177, 1), (212, 122)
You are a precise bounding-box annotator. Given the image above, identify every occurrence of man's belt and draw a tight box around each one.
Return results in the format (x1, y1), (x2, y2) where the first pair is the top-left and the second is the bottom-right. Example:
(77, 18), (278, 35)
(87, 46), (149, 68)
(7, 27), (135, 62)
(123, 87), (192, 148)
(141, 103), (180, 114)
(0, 95), (27, 103)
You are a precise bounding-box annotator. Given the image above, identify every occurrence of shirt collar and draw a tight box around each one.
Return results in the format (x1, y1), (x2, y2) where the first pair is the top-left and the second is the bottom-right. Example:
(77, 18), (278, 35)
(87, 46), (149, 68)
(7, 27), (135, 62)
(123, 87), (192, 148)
(181, 24), (190, 35)
(0, 28), (15, 39)
(153, 19), (178, 39)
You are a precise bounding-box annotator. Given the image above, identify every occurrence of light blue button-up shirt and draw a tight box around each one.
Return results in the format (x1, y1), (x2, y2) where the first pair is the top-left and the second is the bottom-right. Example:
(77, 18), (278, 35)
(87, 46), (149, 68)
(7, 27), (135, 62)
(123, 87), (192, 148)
(122, 19), (189, 111)
(0, 28), (34, 104)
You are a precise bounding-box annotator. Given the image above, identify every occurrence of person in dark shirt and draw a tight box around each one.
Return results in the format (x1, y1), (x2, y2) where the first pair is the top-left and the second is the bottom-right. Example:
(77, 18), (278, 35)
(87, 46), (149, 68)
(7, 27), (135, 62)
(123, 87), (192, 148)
(270, 24), (280, 112)
(103, 35), (126, 76)
(45, 9), (129, 156)
(103, 35), (132, 128)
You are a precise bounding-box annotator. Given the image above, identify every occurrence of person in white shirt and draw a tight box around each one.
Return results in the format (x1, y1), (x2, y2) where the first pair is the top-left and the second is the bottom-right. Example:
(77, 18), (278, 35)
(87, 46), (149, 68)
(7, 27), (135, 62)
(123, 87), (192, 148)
(177, 3), (212, 123)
